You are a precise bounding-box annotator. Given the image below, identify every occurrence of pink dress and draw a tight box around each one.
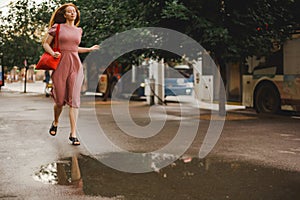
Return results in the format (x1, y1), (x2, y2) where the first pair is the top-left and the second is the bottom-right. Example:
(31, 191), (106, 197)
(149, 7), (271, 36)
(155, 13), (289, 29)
(48, 23), (83, 108)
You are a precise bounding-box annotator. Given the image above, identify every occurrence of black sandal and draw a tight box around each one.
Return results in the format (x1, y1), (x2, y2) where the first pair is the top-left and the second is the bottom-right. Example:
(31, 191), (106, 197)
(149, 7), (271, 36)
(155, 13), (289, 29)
(69, 135), (80, 146)
(49, 121), (58, 136)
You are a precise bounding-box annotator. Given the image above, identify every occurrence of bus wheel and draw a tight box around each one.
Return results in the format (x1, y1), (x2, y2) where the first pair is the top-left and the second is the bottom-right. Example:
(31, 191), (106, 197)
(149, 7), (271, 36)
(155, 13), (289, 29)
(255, 83), (281, 114)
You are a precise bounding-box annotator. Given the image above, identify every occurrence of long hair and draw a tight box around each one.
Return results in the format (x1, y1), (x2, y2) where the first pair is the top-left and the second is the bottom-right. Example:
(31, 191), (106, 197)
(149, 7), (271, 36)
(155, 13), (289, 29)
(48, 3), (80, 28)
(42, 3), (80, 44)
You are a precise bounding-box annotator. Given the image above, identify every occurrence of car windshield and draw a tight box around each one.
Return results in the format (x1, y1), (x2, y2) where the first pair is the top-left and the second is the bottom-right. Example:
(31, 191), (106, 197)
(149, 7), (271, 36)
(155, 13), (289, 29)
(165, 66), (193, 79)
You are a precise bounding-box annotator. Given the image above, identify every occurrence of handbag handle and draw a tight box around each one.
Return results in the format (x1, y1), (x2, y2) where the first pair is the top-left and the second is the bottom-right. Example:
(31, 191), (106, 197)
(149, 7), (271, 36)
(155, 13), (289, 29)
(53, 24), (60, 52)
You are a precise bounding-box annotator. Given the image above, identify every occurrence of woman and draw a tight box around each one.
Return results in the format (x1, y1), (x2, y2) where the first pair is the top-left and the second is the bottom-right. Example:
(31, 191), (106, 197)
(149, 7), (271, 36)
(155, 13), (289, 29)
(43, 3), (99, 145)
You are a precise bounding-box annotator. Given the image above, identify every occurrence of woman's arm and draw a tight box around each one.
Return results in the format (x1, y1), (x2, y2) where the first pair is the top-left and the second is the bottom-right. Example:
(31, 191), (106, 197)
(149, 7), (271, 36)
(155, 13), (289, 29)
(42, 34), (61, 58)
(78, 45), (100, 54)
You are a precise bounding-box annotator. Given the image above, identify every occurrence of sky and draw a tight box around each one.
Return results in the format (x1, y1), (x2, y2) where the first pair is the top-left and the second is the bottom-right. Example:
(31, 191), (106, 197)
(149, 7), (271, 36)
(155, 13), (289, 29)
(0, 0), (8, 7)
(0, 0), (10, 13)
(0, 0), (17, 9)
(0, 0), (44, 14)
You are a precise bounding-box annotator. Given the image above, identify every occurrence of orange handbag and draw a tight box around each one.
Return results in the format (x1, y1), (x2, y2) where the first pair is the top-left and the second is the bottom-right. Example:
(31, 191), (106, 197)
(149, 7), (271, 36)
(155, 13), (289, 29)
(36, 24), (61, 70)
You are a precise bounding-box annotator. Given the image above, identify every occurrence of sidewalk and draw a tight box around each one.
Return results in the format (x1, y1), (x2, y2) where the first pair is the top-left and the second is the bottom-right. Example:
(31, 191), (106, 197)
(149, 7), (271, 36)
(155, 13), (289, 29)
(1, 80), (45, 94)
(1, 81), (246, 112)
(166, 95), (245, 111)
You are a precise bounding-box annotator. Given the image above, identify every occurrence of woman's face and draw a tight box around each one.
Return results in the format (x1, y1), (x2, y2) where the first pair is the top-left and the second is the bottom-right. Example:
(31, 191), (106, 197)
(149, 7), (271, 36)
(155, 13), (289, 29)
(64, 6), (77, 22)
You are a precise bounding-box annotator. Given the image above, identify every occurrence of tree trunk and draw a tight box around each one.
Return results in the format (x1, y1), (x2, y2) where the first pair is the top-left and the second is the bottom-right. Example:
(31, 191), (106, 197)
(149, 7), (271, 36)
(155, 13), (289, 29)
(216, 57), (227, 116)
(219, 79), (226, 116)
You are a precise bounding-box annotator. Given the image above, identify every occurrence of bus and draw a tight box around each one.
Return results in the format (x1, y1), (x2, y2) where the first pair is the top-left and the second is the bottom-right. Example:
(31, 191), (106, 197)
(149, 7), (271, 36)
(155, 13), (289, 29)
(242, 32), (300, 113)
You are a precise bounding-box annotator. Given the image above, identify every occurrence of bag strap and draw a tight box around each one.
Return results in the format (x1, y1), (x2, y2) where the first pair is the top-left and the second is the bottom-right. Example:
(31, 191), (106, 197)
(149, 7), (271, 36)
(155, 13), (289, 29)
(54, 24), (60, 51)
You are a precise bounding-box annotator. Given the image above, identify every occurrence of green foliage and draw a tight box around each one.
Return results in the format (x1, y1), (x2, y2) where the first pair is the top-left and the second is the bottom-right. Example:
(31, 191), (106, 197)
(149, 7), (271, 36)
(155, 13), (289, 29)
(0, 0), (299, 70)
(76, 0), (149, 46)
(160, 0), (296, 63)
(162, 0), (190, 20)
(0, 0), (59, 70)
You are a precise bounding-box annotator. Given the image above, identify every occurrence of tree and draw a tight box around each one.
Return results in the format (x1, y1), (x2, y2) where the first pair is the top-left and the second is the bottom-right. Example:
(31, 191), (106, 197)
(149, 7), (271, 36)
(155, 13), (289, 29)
(159, 0), (298, 115)
(0, 0), (58, 70)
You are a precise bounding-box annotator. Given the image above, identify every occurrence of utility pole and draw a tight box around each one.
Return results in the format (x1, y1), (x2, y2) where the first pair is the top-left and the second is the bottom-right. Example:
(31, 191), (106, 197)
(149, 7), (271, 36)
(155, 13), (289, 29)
(218, 0), (227, 116)
(24, 59), (28, 93)
(0, 10), (4, 90)
(0, 54), (3, 91)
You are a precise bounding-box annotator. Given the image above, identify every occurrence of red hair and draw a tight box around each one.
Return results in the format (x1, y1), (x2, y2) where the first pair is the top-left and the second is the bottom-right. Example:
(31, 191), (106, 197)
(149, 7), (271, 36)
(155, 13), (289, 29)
(42, 3), (80, 44)
(48, 3), (80, 28)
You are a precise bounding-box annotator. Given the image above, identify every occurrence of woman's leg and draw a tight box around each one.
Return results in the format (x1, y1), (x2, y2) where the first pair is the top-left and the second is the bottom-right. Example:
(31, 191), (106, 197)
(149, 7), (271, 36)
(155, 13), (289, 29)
(69, 107), (80, 145)
(54, 104), (63, 126)
(69, 107), (79, 138)
(49, 104), (63, 136)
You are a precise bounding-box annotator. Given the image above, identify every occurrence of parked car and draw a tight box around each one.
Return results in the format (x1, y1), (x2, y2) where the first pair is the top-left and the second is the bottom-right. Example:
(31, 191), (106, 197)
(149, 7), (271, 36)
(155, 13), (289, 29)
(164, 65), (194, 97)
(133, 64), (194, 98)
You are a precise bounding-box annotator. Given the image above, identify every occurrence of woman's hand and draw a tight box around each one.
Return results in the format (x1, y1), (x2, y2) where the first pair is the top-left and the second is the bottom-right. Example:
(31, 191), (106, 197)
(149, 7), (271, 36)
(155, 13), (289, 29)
(52, 51), (61, 58)
(89, 45), (100, 52)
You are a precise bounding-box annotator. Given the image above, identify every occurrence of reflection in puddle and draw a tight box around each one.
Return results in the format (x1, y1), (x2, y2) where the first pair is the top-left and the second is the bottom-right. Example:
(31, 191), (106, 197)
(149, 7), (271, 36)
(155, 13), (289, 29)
(34, 153), (300, 200)
(33, 162), (58, 184)
(33, 156), (81, 185)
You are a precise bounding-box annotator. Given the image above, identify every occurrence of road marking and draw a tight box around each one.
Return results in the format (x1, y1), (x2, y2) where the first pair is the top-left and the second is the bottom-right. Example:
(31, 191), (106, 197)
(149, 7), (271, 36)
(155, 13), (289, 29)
(280, 134), (294, 137)
(278, 150), (297, 155)
(290, 148), (300, 152)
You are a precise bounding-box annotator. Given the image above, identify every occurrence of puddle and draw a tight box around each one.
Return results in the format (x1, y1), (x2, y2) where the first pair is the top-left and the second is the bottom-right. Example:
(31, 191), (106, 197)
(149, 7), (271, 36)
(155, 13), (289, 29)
(33, 158), (74, 185)
(34, 153), (300, 200)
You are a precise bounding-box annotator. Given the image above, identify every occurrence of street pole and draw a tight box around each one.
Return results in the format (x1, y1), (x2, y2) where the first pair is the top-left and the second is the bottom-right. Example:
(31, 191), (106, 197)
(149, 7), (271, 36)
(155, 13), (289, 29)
(24, 59), (28, 93)
(0, 53), (3, 91)
(0, 10), (3, 90)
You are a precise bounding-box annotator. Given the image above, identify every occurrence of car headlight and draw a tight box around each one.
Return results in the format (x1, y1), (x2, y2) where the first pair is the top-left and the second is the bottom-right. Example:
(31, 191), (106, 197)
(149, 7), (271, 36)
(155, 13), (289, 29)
(186, 89), (192, 94)
(140, 82), (145, 87)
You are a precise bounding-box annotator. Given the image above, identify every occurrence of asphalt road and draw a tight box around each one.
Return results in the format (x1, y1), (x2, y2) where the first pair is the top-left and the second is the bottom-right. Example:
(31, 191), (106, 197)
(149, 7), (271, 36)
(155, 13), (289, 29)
(0, 82), (300, 199)
(87, 98), (300, 172)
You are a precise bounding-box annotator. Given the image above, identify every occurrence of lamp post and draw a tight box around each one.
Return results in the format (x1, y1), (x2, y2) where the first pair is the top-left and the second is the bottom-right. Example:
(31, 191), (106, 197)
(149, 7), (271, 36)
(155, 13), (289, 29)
(0, 10), (4, 89)
(23, 59), (28, 93)
(0, 53), (3, 90)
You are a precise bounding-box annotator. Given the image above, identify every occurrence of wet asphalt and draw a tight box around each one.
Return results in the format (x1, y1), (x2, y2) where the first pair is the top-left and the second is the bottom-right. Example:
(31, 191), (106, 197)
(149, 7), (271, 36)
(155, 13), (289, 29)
(0, 83), (300, 200)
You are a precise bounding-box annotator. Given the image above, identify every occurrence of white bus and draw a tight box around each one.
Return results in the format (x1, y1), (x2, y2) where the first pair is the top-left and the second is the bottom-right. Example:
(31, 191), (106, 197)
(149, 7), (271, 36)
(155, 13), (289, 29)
(242, 32), (300, 113)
